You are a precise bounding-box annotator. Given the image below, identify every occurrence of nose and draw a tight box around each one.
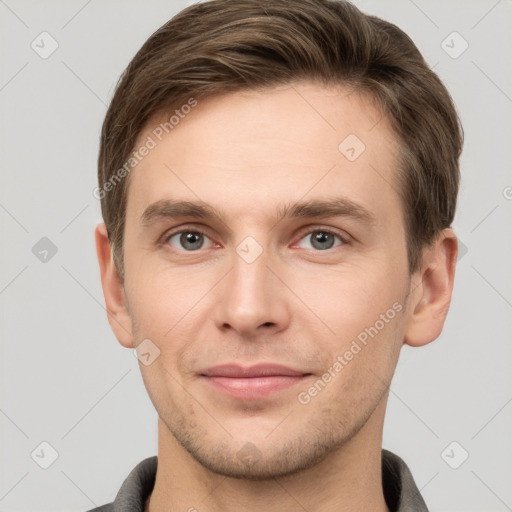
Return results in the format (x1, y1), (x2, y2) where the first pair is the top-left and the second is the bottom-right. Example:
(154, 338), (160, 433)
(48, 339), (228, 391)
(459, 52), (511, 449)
(213, 245), (290, 338)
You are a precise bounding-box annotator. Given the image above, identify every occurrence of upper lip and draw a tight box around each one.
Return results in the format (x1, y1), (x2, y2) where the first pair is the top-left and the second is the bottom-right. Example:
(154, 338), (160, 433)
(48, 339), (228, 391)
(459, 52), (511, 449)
(201, 364), (308, 378)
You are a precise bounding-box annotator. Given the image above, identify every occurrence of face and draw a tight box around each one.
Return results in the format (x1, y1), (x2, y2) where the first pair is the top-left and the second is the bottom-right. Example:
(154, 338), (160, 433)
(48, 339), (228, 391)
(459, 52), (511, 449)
(113, 82), (415, 478)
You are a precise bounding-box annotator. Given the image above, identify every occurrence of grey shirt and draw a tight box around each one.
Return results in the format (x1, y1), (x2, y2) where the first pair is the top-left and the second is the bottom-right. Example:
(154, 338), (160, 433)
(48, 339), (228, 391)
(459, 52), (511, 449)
(87, 449), (428, 511)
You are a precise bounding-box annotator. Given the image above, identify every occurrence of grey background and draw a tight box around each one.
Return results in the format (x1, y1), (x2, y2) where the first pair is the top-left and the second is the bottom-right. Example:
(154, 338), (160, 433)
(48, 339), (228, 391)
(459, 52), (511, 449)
(1, 0), (511, 510)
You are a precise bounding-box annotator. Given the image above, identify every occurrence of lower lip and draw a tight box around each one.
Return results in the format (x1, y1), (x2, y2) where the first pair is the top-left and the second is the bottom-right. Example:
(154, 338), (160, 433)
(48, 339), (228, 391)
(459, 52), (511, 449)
(203, 375), (308, 400)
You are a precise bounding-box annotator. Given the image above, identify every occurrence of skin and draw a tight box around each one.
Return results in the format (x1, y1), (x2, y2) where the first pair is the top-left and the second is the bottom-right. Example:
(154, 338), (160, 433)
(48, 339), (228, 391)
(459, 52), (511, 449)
(96, 81), (457, 512)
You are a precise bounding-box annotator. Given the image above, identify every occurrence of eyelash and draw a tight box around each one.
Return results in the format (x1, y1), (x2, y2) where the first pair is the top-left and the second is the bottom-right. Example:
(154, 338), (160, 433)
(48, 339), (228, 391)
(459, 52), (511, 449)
(161, 225), (350, 252)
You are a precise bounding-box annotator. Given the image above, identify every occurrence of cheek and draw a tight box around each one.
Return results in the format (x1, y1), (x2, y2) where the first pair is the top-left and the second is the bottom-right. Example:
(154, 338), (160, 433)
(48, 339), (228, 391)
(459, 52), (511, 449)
(126, 263), (211, 339)
(298, 270), (406, 405)
(291, 263), (408, 396)
(298, 264), (405, 339)
(129, 269), (204, 403)
(125, 265), (224, 387)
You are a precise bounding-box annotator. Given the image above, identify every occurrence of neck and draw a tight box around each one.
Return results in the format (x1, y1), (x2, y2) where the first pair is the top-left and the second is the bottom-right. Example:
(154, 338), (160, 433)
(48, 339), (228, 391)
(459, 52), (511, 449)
(146, 401), (390, 512)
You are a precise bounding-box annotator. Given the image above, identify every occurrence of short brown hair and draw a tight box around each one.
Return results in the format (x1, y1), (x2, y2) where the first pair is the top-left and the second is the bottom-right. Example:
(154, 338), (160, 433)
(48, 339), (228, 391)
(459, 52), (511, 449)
(98, 0), (462, 276)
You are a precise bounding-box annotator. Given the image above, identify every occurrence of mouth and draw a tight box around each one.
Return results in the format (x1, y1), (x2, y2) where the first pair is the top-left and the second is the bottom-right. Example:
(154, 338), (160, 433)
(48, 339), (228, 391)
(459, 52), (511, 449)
(200, 363), (312, 400)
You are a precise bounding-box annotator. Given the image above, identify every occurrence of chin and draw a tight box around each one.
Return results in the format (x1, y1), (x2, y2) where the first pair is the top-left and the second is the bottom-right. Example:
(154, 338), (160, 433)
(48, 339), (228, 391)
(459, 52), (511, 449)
(187, 441), (334, 480)
(166, 415), (352, 480)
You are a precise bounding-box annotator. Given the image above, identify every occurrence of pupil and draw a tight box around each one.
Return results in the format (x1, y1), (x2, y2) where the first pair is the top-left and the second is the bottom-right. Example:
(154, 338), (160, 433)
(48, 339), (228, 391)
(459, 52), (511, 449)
(312, 231), (334, 250)
(181, 232), (203, 250)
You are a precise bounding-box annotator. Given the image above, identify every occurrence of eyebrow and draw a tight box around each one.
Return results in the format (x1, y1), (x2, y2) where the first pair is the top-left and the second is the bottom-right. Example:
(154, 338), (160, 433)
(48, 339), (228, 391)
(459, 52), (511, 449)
(140, 197), (376, 228)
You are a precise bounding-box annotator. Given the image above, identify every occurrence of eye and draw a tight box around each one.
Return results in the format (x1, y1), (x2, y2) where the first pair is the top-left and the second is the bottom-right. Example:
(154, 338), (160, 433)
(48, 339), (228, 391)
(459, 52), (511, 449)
(166, 230), (214, 251)
(296, 229), (345, 251)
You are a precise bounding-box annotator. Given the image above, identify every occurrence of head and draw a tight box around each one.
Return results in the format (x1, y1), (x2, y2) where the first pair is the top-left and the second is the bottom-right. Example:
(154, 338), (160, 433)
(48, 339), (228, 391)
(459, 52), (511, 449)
(96, 0), (461, 479)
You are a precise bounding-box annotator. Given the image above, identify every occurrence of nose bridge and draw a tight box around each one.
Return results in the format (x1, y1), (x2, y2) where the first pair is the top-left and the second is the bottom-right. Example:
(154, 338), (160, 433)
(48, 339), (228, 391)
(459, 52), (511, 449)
(228, 241), (272, 314)
(214, 237), (289, 334)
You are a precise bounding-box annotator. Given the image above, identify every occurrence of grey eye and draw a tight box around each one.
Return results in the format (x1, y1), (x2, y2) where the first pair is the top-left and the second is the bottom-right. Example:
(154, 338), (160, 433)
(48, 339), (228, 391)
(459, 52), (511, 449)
(298, 231), (343, 251)
(168, 231), (212, 251)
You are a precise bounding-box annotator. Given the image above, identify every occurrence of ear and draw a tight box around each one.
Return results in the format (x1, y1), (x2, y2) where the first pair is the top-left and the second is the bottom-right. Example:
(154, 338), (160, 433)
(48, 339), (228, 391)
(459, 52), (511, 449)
(403, 228), (458, 347)
(95, 223), (135, 348)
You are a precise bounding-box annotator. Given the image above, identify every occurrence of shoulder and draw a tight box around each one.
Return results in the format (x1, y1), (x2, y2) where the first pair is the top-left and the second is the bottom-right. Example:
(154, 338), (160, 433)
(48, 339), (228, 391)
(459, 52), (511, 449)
(382, 449), (429, 512)
(83, 456), (157, 512)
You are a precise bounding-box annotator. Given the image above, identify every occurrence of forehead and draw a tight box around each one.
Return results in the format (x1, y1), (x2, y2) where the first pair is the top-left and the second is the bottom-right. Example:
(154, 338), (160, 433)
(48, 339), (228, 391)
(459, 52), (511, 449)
(126, 82), (401, 227)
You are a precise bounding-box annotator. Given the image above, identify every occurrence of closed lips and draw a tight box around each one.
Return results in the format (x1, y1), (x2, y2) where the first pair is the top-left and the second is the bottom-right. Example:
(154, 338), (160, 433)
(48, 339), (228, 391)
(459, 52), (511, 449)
(201, 364), (309, 378)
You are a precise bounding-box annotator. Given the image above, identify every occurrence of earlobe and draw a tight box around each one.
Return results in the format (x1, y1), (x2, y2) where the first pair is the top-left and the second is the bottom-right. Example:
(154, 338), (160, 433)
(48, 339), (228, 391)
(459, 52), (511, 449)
(403, 229), (458, 347)
(95, 223), (135, 348)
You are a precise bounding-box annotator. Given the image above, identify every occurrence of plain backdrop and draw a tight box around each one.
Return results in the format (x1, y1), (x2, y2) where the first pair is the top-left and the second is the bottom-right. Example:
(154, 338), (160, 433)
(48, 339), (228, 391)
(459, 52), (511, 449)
(1, 0), (511, 511)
